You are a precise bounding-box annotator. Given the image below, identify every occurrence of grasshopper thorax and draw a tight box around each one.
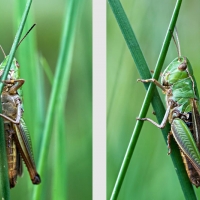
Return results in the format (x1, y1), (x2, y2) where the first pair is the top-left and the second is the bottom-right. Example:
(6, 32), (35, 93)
(161, 56), (192, 86)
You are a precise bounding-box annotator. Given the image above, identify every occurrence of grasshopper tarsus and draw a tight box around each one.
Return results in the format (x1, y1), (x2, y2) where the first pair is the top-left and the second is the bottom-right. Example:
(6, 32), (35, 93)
(137, 78), (146, 83)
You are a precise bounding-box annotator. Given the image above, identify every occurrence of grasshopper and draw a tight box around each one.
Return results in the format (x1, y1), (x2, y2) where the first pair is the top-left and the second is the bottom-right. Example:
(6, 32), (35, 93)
(137, 34), (200, 187)
(0, 25), (41, 188)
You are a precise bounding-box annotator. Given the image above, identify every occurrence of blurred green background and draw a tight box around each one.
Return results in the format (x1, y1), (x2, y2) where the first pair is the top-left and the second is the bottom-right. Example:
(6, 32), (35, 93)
(107, 0), (200, 199)
(0, 0), (91, 199)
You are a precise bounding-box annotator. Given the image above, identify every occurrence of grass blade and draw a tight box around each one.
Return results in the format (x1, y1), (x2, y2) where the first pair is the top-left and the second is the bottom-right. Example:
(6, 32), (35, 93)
(32, 0), (83, 199)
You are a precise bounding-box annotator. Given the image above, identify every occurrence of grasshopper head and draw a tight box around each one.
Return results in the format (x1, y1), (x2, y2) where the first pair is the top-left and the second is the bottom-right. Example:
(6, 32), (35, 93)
(0, 56), (20, 80)
(161, 57), (191, 86)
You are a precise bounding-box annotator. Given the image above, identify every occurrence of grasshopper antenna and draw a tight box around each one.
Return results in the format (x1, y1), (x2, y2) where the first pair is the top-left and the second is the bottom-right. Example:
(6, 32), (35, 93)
(0, 46), (6, 58)
(17, 24), (36, 49)
(0, 24), (36, 58)
(171, 27), (181, 60)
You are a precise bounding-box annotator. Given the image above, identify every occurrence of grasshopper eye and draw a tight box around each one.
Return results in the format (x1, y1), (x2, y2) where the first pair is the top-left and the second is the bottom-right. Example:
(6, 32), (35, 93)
(178, 62), (187, 71)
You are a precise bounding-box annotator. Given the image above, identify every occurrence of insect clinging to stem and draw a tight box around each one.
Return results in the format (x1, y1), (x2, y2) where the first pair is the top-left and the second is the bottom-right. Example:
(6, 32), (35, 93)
(137, 29), (200, 187)
(0, 24), (41, 188)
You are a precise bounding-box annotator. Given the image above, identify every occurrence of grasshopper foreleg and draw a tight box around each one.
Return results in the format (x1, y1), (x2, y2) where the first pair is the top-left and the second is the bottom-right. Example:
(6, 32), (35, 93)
(2, 79), (25, 94)
(137, 78), (166, 92)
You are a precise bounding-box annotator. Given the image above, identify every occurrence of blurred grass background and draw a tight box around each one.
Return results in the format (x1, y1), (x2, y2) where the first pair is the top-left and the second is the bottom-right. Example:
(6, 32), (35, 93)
(107, 0), (200, 199)
(0, 0), (91, 199)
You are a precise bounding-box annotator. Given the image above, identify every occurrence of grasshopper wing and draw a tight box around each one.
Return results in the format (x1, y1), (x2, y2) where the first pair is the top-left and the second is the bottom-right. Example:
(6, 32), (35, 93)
(171, 118), (200, 175)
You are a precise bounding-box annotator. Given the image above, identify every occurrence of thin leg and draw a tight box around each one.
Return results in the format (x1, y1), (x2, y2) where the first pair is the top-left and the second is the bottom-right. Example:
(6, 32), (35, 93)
(2, 79), (25, 94)
(137, 104), (171, 129)
(137, 78), (166, 92)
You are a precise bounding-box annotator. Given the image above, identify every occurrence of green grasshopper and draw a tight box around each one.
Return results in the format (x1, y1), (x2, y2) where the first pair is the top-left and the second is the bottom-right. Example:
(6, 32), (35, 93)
(137, 36), (200, 187)
(0, 25), (41, 188)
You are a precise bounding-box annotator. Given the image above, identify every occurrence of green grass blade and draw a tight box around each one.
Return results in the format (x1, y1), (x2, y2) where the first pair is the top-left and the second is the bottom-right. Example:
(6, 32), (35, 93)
(0, 0), (32, 199)
(0, 1), (32, 84)
(51, 1), (84, 199)
(39, 55), (53, 85)
(51, 110), (67, 199)
(108, 0), (197, 199)
(32, 0), (83, 199)
(0, 112), (9, 199)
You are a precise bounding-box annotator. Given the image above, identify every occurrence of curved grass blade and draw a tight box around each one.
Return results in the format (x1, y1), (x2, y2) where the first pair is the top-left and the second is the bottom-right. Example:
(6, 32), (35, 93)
(32, 0), (84, 199)
(108, 0), (197, 199)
